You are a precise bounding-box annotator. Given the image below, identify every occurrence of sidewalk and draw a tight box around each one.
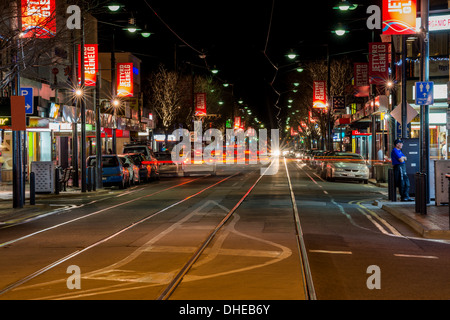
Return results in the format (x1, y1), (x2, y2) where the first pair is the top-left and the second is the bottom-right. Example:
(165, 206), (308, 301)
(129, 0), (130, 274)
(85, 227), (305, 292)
(0, 182), (111, 226)
(369, 179), (450, 240)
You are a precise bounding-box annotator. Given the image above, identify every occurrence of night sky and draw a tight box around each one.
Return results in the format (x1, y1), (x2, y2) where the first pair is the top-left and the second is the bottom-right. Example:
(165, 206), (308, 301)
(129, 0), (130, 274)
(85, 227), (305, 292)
(96, 0), (381, 127)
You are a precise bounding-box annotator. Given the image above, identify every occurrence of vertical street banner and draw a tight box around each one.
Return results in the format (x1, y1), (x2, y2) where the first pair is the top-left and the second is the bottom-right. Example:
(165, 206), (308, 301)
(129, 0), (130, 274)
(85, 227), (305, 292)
(354, 63), (369, 87)
(313, 81), (327, 109)
(117, 63), (134, 97)
(369, 43), (390, 85)
(194, 93), (207, 116)
(78, 44), (98, 87)
(234, 116), (241, 129)
(21, 0), (56, 38)
(11, 96), (26, 131)
(332, 96), (346, 113)
(382, 0), (417, 35)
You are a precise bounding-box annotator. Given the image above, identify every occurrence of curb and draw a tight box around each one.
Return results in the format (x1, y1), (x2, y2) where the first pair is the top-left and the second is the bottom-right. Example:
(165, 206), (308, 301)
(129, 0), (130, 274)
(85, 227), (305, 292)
(381, 204), (450, 240)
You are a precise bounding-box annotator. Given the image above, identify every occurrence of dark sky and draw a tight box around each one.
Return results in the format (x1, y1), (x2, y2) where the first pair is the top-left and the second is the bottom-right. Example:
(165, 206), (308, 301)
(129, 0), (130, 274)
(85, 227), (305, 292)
(97, 0), (381, 127)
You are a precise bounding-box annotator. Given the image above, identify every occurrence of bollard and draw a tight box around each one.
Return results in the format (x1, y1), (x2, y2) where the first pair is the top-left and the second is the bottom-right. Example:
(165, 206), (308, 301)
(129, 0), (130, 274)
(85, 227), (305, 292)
(87, 166), (92, 192)
(415, 173), (421, 213)
(55, 167), (60, 195)
(415, 173), (427, 215)
(388, 168), (396, 202)
(447, 174), (450, 230)
(92, 166), (96, 191)
(30, 171), (35, 205)
(420, 173), (427, 215)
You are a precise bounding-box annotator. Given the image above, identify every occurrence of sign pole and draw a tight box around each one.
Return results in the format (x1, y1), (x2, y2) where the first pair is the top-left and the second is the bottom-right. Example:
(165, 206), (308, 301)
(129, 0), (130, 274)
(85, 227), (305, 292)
(401, 35), (408, 138)
(420, 0), (430, 204)
(80, 13), (87, 193)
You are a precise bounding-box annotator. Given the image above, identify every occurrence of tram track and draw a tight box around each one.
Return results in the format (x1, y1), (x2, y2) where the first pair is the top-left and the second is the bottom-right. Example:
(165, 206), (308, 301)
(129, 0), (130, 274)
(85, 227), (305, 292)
(0, 172), (243, 297)
(0, 159), (312, 300)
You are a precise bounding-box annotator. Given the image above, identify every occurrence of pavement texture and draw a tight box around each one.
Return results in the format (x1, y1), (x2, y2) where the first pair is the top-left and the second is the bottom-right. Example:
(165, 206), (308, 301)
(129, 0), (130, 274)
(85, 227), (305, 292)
(1, 179), (449, 240)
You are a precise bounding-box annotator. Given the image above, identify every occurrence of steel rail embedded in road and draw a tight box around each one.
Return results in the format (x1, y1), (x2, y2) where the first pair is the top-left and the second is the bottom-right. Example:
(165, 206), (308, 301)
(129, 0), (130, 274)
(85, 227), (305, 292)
(284, 158), (317, 300)
(0, 173), (241, 297)
(156, 163), (275, 300)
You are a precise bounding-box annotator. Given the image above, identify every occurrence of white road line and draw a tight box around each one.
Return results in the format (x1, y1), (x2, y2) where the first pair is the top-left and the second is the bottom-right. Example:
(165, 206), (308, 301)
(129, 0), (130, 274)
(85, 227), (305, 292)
(394, 254), (438, 259)
(309, 250), (352, 255)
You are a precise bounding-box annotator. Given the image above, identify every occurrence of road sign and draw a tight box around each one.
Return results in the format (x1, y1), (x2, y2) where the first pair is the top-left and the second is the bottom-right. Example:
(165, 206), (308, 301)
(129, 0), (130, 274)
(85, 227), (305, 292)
(415, 81), (434, 105)
(21, 87), (34, 114)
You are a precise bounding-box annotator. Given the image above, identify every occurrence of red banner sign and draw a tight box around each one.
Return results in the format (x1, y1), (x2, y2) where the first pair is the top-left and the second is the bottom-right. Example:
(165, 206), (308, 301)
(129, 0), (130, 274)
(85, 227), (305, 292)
(313, 81), (327, 109)
(369, 43), (390, 85)
(21, 0), (56, 38)
(354, 63), (369, 87)
(195, 93), (207, 116)
(117, 63), (134, 97)
(382, 0), (417, 35)
(234, 116), (241, 129)
(78, 44), (98, 87)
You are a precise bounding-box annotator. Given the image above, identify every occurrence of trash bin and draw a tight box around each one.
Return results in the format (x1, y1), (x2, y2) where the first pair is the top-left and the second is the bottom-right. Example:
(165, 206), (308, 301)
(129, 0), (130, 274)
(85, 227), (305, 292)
(30, 161), (55, 193)
(374, 164), (389, 183)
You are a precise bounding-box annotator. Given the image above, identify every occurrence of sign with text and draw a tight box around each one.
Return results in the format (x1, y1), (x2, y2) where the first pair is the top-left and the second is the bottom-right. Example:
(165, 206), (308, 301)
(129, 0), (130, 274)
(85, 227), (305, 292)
(21, 0), (56, 38)
(382, 0), (417, 35)
(369, 43), (390, 85)
(417, 14), (450, 32)
(415, 81), (434, 105)
(21, 87), (34, 114)
(313, 81), (327, 109)
(195, 93), (207, 116)
(78, 44), (98, 87)
(117, 63), (134, 97)
(354, 63), (369, 87)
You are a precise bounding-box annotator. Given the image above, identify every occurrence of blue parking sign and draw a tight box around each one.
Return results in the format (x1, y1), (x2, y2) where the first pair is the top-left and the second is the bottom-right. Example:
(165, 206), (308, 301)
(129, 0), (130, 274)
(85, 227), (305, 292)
(415, 81), (434, 105)
(21, 87), (33, 114)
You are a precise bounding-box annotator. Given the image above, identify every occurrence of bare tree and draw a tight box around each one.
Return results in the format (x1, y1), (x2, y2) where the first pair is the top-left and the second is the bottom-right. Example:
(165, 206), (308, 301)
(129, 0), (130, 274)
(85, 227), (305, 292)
(148, 64), (182, 130)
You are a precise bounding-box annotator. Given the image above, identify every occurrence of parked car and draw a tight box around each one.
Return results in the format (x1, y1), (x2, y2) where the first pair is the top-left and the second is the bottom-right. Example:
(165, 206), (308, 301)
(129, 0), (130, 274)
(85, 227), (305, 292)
(119, 154), (140, 185)
(154, 152), (180, 176)
(316, 151), (334, 177)
(126, 152), (152, 183)
(123, 144), (160, 180)
(87, 155), (130, 189)
(323, 152), (369, 184)
(309, 150), (325, 168)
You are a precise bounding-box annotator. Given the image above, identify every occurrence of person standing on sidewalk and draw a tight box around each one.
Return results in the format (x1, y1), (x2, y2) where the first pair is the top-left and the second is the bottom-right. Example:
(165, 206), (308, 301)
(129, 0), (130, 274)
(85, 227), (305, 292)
(391, 139), (412, 202)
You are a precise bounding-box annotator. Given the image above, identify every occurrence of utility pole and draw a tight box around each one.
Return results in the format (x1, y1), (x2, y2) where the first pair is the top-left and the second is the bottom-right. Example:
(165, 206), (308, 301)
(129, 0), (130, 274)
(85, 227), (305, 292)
(80, 13), (87, 193)
(12, 0), (23, 208)
(111, 31), (117, 154)
(71, 31), (79, 188)
(420, 0), (430, 203)
(401, 35), (407, 138)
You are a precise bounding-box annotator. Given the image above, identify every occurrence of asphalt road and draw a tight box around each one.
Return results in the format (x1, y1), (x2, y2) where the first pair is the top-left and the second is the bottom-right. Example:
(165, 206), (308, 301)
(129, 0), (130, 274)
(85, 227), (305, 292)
(0, 159), (449, 301)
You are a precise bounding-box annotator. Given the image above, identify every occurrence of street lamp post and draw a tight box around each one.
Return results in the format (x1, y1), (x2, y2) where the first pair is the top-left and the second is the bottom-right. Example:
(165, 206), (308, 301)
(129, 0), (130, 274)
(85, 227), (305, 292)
(420, 0), (430, 204)
(80, 14), (87, 193)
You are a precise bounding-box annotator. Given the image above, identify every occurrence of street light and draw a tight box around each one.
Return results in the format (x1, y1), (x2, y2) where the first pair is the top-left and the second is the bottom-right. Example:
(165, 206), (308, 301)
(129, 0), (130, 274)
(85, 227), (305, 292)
(286, 49), (298, 60)
(332, 24), (349, 36)
(106, 1), (124, 12)
(333, 0), (358, 11)
(123, 18), (141, 33)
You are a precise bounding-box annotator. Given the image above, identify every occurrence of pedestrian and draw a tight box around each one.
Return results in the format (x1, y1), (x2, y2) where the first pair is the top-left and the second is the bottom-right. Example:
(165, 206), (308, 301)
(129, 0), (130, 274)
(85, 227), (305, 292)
(391, 139), (412, 201)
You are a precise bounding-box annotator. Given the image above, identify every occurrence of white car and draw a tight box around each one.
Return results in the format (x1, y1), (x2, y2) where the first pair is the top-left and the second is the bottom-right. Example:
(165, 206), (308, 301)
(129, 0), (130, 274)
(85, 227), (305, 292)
(324, 152), (369, 184)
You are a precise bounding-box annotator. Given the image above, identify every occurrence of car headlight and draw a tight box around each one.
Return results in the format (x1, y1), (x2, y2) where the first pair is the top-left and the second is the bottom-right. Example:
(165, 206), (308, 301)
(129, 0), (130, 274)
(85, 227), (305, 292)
(334, 167), (344, 172)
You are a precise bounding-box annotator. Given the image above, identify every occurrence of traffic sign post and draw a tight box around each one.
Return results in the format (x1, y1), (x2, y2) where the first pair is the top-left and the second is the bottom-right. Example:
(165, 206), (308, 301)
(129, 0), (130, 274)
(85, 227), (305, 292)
(415, 81), (434, 106)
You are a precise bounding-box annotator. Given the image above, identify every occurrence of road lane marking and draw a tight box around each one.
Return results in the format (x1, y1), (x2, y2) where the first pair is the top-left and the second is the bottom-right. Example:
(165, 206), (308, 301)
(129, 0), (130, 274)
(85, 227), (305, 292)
(309, 250), (352, 255)
(394, 254), (438, 259)
(354, 200), (403, 237)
